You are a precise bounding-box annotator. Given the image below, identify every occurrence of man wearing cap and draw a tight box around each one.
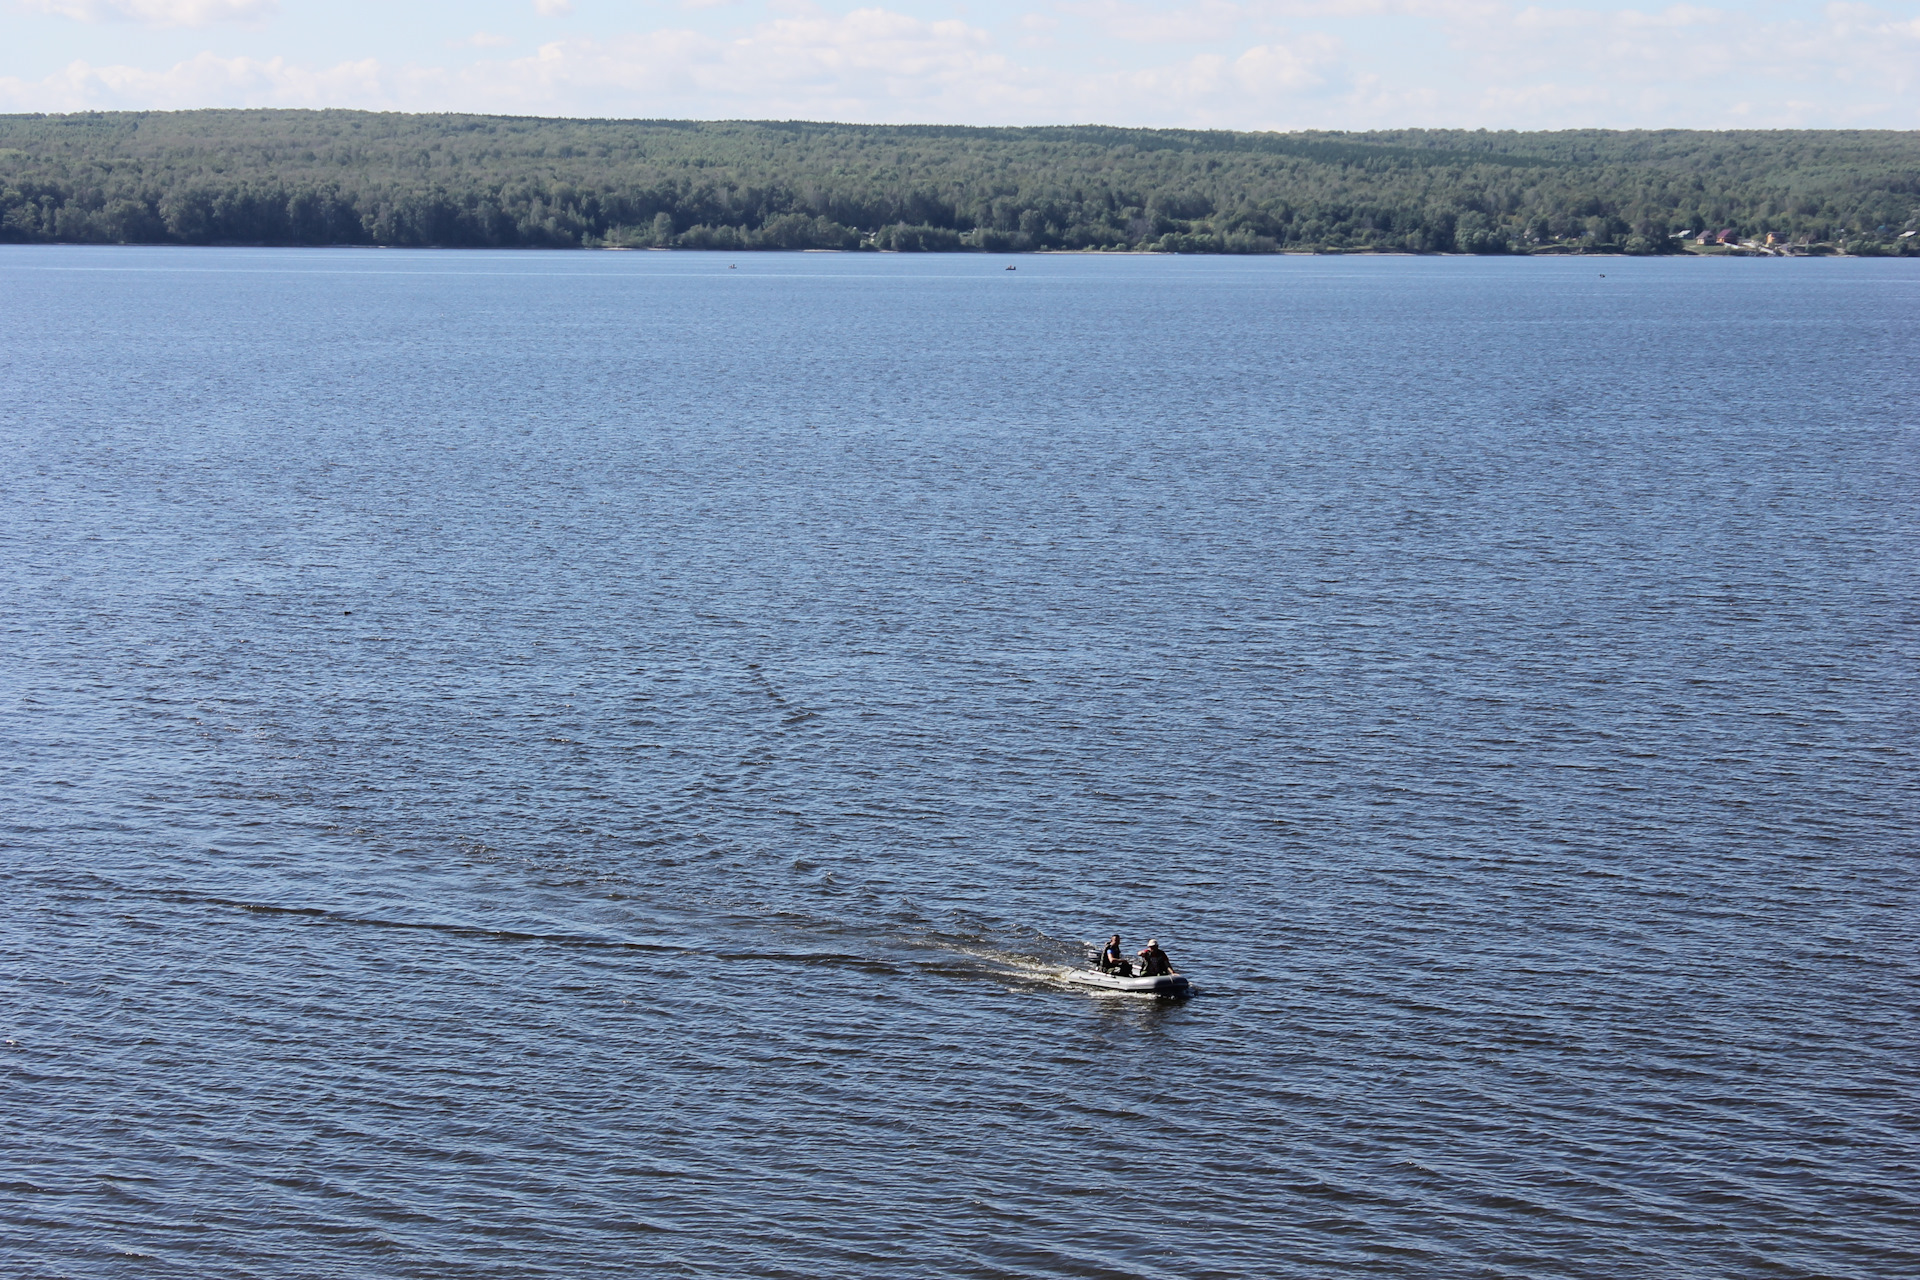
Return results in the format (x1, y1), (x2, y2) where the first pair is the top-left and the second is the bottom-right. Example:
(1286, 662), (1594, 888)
(1136, 939), (1173, 977)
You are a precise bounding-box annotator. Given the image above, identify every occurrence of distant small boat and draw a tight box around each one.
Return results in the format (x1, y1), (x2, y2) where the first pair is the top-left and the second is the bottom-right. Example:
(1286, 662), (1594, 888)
(1063, 968), (1190, 996)
(1005, 265), (1017, 271)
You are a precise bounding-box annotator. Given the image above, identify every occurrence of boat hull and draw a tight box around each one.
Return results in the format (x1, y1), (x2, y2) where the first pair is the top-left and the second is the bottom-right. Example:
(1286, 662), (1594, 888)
(1063, 969), (1190, 996)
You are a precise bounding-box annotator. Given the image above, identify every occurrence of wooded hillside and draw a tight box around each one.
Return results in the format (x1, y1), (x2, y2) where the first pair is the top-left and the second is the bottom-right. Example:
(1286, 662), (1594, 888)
(2, 112), (1916, 254)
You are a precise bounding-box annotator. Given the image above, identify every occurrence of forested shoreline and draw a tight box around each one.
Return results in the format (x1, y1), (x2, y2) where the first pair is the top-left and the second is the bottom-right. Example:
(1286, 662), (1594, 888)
(2, 111), (1917, 255)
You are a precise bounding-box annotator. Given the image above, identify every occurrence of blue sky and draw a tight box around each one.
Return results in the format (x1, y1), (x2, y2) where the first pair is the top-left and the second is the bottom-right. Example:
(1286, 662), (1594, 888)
(3, 0), (1917, 128)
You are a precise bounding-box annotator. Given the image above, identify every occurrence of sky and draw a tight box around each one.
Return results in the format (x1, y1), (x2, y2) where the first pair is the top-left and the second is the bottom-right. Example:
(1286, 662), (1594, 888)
(1, 0), (1917, 129)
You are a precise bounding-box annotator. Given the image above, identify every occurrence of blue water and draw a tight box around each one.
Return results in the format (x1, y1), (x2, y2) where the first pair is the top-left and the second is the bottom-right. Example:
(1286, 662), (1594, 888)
(3, 246), (1916, 1279)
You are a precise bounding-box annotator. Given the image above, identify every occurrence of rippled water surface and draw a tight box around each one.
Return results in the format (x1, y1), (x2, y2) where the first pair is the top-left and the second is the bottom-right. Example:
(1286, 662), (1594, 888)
(4, 246), (1916, 1279)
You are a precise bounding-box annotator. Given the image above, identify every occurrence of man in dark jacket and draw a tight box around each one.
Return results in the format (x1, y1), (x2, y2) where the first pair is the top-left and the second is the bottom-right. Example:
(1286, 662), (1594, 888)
(1100, 935), (1133, 976)
(1137, 939), (1173, 977)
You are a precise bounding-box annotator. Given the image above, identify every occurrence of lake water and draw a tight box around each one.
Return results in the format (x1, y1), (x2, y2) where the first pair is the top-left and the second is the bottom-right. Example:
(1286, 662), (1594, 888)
(3, 246), (1915, 1279)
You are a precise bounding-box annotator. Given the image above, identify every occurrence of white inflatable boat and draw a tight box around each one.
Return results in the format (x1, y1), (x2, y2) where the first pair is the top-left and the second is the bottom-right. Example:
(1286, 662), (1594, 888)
(1063, 968), (1191, 997)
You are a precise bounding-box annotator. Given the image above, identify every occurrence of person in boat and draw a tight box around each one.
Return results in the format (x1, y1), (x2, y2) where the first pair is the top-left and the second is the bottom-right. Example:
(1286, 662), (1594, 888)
(1099, 935), (1134, 976)
(1136, 939), (1173, 977)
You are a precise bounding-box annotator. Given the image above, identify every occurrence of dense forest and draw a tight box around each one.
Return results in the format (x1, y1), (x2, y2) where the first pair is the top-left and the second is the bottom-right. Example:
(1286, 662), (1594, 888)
(2, 111), (1917, 255)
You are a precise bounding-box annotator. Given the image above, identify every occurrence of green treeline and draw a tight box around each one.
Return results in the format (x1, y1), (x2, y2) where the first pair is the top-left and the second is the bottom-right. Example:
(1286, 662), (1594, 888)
(2, 110), (1917, 255)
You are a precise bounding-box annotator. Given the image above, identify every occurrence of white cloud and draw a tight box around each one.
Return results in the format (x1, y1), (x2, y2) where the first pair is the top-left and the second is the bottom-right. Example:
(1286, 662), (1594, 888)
(2, 0), (1917, 127)
(459, 13), (1032, 121)
(1235, 35), (1340, 91)
(1256, 0), (1503, 19)
(534, 0), (575, 15)
(0, 12), (1028, 118)
(16, 0), (274, 24)
(454, 31), (514, 48)
(440, 14), (1362, 125)
(1059, 0), (1252, 44)
(4, 51), (397, 109)
(1455, 0), (1920, 114)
